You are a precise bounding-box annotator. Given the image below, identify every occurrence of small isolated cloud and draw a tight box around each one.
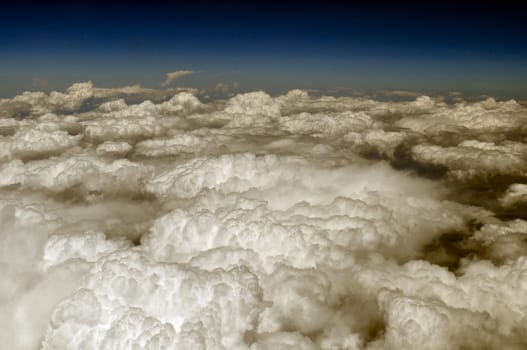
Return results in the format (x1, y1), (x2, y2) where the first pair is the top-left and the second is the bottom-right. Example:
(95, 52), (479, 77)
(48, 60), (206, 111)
(161, 70), (195, 87)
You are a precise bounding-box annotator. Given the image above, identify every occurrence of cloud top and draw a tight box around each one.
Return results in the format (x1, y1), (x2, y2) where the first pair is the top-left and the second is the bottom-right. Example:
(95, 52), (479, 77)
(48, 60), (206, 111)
(1, 82), (527, 349)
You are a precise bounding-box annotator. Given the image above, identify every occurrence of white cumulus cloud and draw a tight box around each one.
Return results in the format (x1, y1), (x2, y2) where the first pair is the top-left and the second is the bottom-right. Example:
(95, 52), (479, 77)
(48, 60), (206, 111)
(1, 82), (527, 349)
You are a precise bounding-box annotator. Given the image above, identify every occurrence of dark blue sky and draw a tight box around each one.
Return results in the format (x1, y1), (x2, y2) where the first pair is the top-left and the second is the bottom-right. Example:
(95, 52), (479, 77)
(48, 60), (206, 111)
(1, 1), (526, 98)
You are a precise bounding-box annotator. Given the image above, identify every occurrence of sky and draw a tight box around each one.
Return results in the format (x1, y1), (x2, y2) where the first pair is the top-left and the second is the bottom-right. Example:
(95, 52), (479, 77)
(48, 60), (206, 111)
(1, 1), (526, 98)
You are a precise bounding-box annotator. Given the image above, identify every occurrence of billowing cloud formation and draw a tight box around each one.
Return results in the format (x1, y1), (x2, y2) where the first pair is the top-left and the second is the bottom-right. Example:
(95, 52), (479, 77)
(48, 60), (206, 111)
(1, 82), (527, 349)
(0, 81), (200, 119)
(161, 70), (196, 87)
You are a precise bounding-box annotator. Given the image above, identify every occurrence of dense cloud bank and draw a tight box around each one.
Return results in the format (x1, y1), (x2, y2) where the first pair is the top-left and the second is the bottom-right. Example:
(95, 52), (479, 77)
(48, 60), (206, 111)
(1, 83), (527, 349)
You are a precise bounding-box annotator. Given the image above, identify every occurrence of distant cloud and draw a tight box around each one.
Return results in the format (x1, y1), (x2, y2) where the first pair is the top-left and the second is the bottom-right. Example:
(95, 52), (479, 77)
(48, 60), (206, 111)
(161, 70), (195, 87)
(214, 82), (229, 94)
(378, 90), (422, 98)
(213, 81), (239, 97)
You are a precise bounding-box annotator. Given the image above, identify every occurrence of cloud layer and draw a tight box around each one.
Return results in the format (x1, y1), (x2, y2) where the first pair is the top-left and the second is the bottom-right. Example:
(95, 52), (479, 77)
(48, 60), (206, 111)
(1, 83), (527, 349)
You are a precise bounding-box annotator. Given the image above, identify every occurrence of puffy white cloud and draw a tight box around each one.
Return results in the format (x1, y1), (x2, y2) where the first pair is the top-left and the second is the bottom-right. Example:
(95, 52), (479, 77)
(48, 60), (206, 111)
(83, 114), (164, 142)
(41, 231), (130, 271)
(145, 153), (302, 198)
(0, 197), (92, 350)
(279, 111), (373, 137)
(144, 162), (465, 264)
(192, 91), (284, 129)
(225, 91), (281, 117)
(2, 82), (527, 349)
(135, 134), (208, 157)
(42, 250), (262, 350)
(397, 98), (527, 133)
(0, 154), (151, 197)
(0, 81), (200, 119)
(0, 127), (81, 161)
(344, 129), (408, 159)
(80, 92), (202, 142)
(412, 140), (527, 181)
(96, 141), (133, 157)
(471, 219), (527, 263)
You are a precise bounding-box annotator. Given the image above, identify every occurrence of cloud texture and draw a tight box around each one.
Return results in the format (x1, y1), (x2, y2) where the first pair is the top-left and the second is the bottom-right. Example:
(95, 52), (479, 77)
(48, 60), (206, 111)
(1, 83), (527, 349)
